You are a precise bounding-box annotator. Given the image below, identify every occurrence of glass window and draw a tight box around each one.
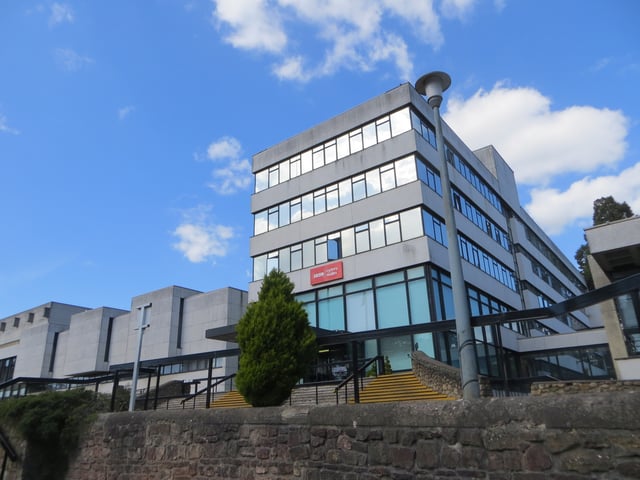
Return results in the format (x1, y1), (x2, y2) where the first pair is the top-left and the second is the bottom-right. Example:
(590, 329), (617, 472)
(352, 175), (366, 201)
(318, 297), (344, 331)
(291, 244), (302, 270)
(384, 215), (401, 244)
(253, 254), (266, 281)
(366, 170), (381, 196)
(380, 335), (412, 371)
(301, 150), (312, 173)
(346, 290), (375, 332)
(290, 198), (301, 223)
(315, 237), (328, 264)
(326, 185), (339, 210)
(266, 252), (278, 273)
(395, 156), (417, 186)
(377, 283), (410, 328)
(355, 224), (370, 253)
(376, 117), (391, 142)
(268, 206), (278, 231)
(314, 190), (326, 215)
(254, 211), (268, 235)
(302, 193), (314, 219)
(350, 130), (363, 153)
(390, 108), (411, 136)
(290, 156), (301, 178)
(376, 271), (404, 286)
(325, 140), (337, 164)
(408, 278), (430, 323)
(279, 203), (290, 227)
(302, 241), (314, 268)
(338, 179), (352, 206)
(407, 266), (425, 279)
(362, 122), (377, 148)
(255, 170), (268, 192)
(313, 146), (324, 169)
(278, 247), (291, 272)
(380, 164), (396, 191)
(400, 208), (423, 240)
(413, 332), (435, 358)
(346, 278), (372, 293)
(369, 219), (385, 249)
(341, 228), (355, 257)
(328, 236), (340, 260)
(279, 161), (290, 183)
(269, 166), (279, 187)
(337, 134), (350, 159)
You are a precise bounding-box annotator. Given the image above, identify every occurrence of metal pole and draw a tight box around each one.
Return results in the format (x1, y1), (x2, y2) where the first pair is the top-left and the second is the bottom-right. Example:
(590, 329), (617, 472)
(415, 72), (480, 399)
(129, 303), (152, 412)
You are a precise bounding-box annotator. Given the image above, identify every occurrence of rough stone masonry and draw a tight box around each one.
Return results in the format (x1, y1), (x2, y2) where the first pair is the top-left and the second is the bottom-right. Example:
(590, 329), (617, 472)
(61, 391), (640, 479)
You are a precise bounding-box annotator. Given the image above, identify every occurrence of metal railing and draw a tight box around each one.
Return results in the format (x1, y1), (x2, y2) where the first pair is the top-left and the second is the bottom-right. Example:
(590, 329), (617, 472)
(180, 373), (236, 409)
(334, 356), (384, 404)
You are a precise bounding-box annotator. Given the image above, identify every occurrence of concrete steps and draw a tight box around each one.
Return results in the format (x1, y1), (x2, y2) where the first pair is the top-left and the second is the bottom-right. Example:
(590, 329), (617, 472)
(209, 390), (251, 409)
(354, 372), (453, 404)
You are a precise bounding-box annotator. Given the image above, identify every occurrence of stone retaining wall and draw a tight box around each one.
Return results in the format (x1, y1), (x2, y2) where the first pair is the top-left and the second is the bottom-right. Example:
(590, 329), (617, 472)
(65, 392), (640, 479)
(532, 379), (640, 396)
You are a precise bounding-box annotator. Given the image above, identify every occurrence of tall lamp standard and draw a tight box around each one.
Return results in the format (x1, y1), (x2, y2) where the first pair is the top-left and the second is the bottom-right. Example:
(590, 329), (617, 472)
(415, 71), (480, 400)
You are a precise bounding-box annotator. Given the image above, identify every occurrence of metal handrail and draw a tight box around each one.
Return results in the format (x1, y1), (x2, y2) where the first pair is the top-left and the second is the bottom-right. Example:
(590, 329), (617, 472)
(180, 373), (236, 407)
(334, 355), (384, 404)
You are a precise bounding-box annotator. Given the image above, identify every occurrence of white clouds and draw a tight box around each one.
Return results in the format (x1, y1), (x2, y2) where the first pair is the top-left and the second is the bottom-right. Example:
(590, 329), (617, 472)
(445, 83), (628, 185)
(54, 48), (94, 71)
(444, 82), (632, 236)
(118, 105), (135, 120)
(0, 113), (20, 135)
(210, 0), (462, 82)
(203, 136), (252, 195)
(213, 0), (287, 53)
(525, 162), (640, 235)
(172, 205), (236, 263)
(49, 3), (74, 27)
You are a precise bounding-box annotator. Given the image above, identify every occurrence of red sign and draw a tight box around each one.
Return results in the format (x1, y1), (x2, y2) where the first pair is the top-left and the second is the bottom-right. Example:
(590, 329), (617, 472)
(310, 261), (344, 285)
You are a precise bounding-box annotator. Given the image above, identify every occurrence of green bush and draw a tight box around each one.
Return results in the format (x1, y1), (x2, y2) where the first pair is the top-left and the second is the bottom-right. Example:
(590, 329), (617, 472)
(236, 270), (317, 407)
(0, 389), (109, 480)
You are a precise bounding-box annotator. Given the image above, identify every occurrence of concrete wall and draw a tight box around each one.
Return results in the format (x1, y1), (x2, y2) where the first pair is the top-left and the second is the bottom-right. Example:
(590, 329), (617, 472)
(63, 393), (640, 479)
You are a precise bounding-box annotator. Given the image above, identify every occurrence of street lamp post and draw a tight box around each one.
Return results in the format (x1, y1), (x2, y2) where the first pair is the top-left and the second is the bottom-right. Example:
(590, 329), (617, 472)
(415, 71), (480, 400)
(129, 302), (152, 412)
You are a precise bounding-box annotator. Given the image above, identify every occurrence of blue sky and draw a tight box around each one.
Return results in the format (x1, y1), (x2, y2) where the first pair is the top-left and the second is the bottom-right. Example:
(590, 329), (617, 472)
(1, 0), (639, 318)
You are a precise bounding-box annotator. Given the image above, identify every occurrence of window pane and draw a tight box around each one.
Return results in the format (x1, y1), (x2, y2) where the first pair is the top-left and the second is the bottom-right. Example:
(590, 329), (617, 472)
(337, 134), (350, 159)
(325, 140), (337, 164)
(377, 284), (410, 328)
(376, 118), (391, 142)
(395, 156), (417, 186)
(290, 156), (301, 178)
(268, 207), (278, 230)
(355, 224), (370, 253)
(369, 219), (385, 249)
(255, 170), (268, 192)
(345, 278), (371, 293)
(301, 150), (312, 173)
(266, 254), (278, 273)
(279, 247), (291, 272)
(318, 297), (345, 331)
(346, 290), (375, 332)
(328, 238), (340, 260)
(366, 170), (381, 196)
(385, 216), (401, 244)
(400, 208), (423, 240)
(407, 266), (425, 279)
(326, 185), (339, 210)
(339, 179), (352, 206)
(315, 239), (328, 264)
(350, 130), (363, 153)
(253, 255), (267, 281)
(291, 245), (302, 270)
(269, 167), (279, 187)
(376, 271), (404, 286)
(279, 203), (290, 226)
(254, 211), (268, 235)
(362, 122), (377, 148)
(408, 279), (431, 324)
(352, 175), (366, 201)
(302, 193), (314, 219)
(380, 335), (412, 371)
(413, 332), (435, 358)
(341, 228), (355, 257)
(313, 146), (324, 169)
(303, 241), (314, 268)
(380, 164), (396, 191)
(290, 199), (301, 223)
(279, 161), (290, 182)
(390, 108), (411, 136)
(314, 191), (326, 215)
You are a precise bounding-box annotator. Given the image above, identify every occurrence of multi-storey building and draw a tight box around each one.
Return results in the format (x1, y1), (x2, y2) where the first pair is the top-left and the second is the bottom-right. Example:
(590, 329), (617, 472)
(249, 82), (611, 380)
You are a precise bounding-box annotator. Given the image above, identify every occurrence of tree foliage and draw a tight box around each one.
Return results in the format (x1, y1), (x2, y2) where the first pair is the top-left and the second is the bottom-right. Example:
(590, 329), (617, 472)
(0, 389), (110, 480)
(235, 270), (317, 407)
(575, 195), (635, 290)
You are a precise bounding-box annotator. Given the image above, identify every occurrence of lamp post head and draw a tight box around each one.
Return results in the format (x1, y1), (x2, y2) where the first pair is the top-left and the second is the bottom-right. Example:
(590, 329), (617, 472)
(415, 71), (451, 108)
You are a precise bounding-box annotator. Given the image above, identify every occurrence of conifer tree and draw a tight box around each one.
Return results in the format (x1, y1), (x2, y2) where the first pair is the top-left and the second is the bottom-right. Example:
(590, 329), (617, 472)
(235, 270), (316, 407)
